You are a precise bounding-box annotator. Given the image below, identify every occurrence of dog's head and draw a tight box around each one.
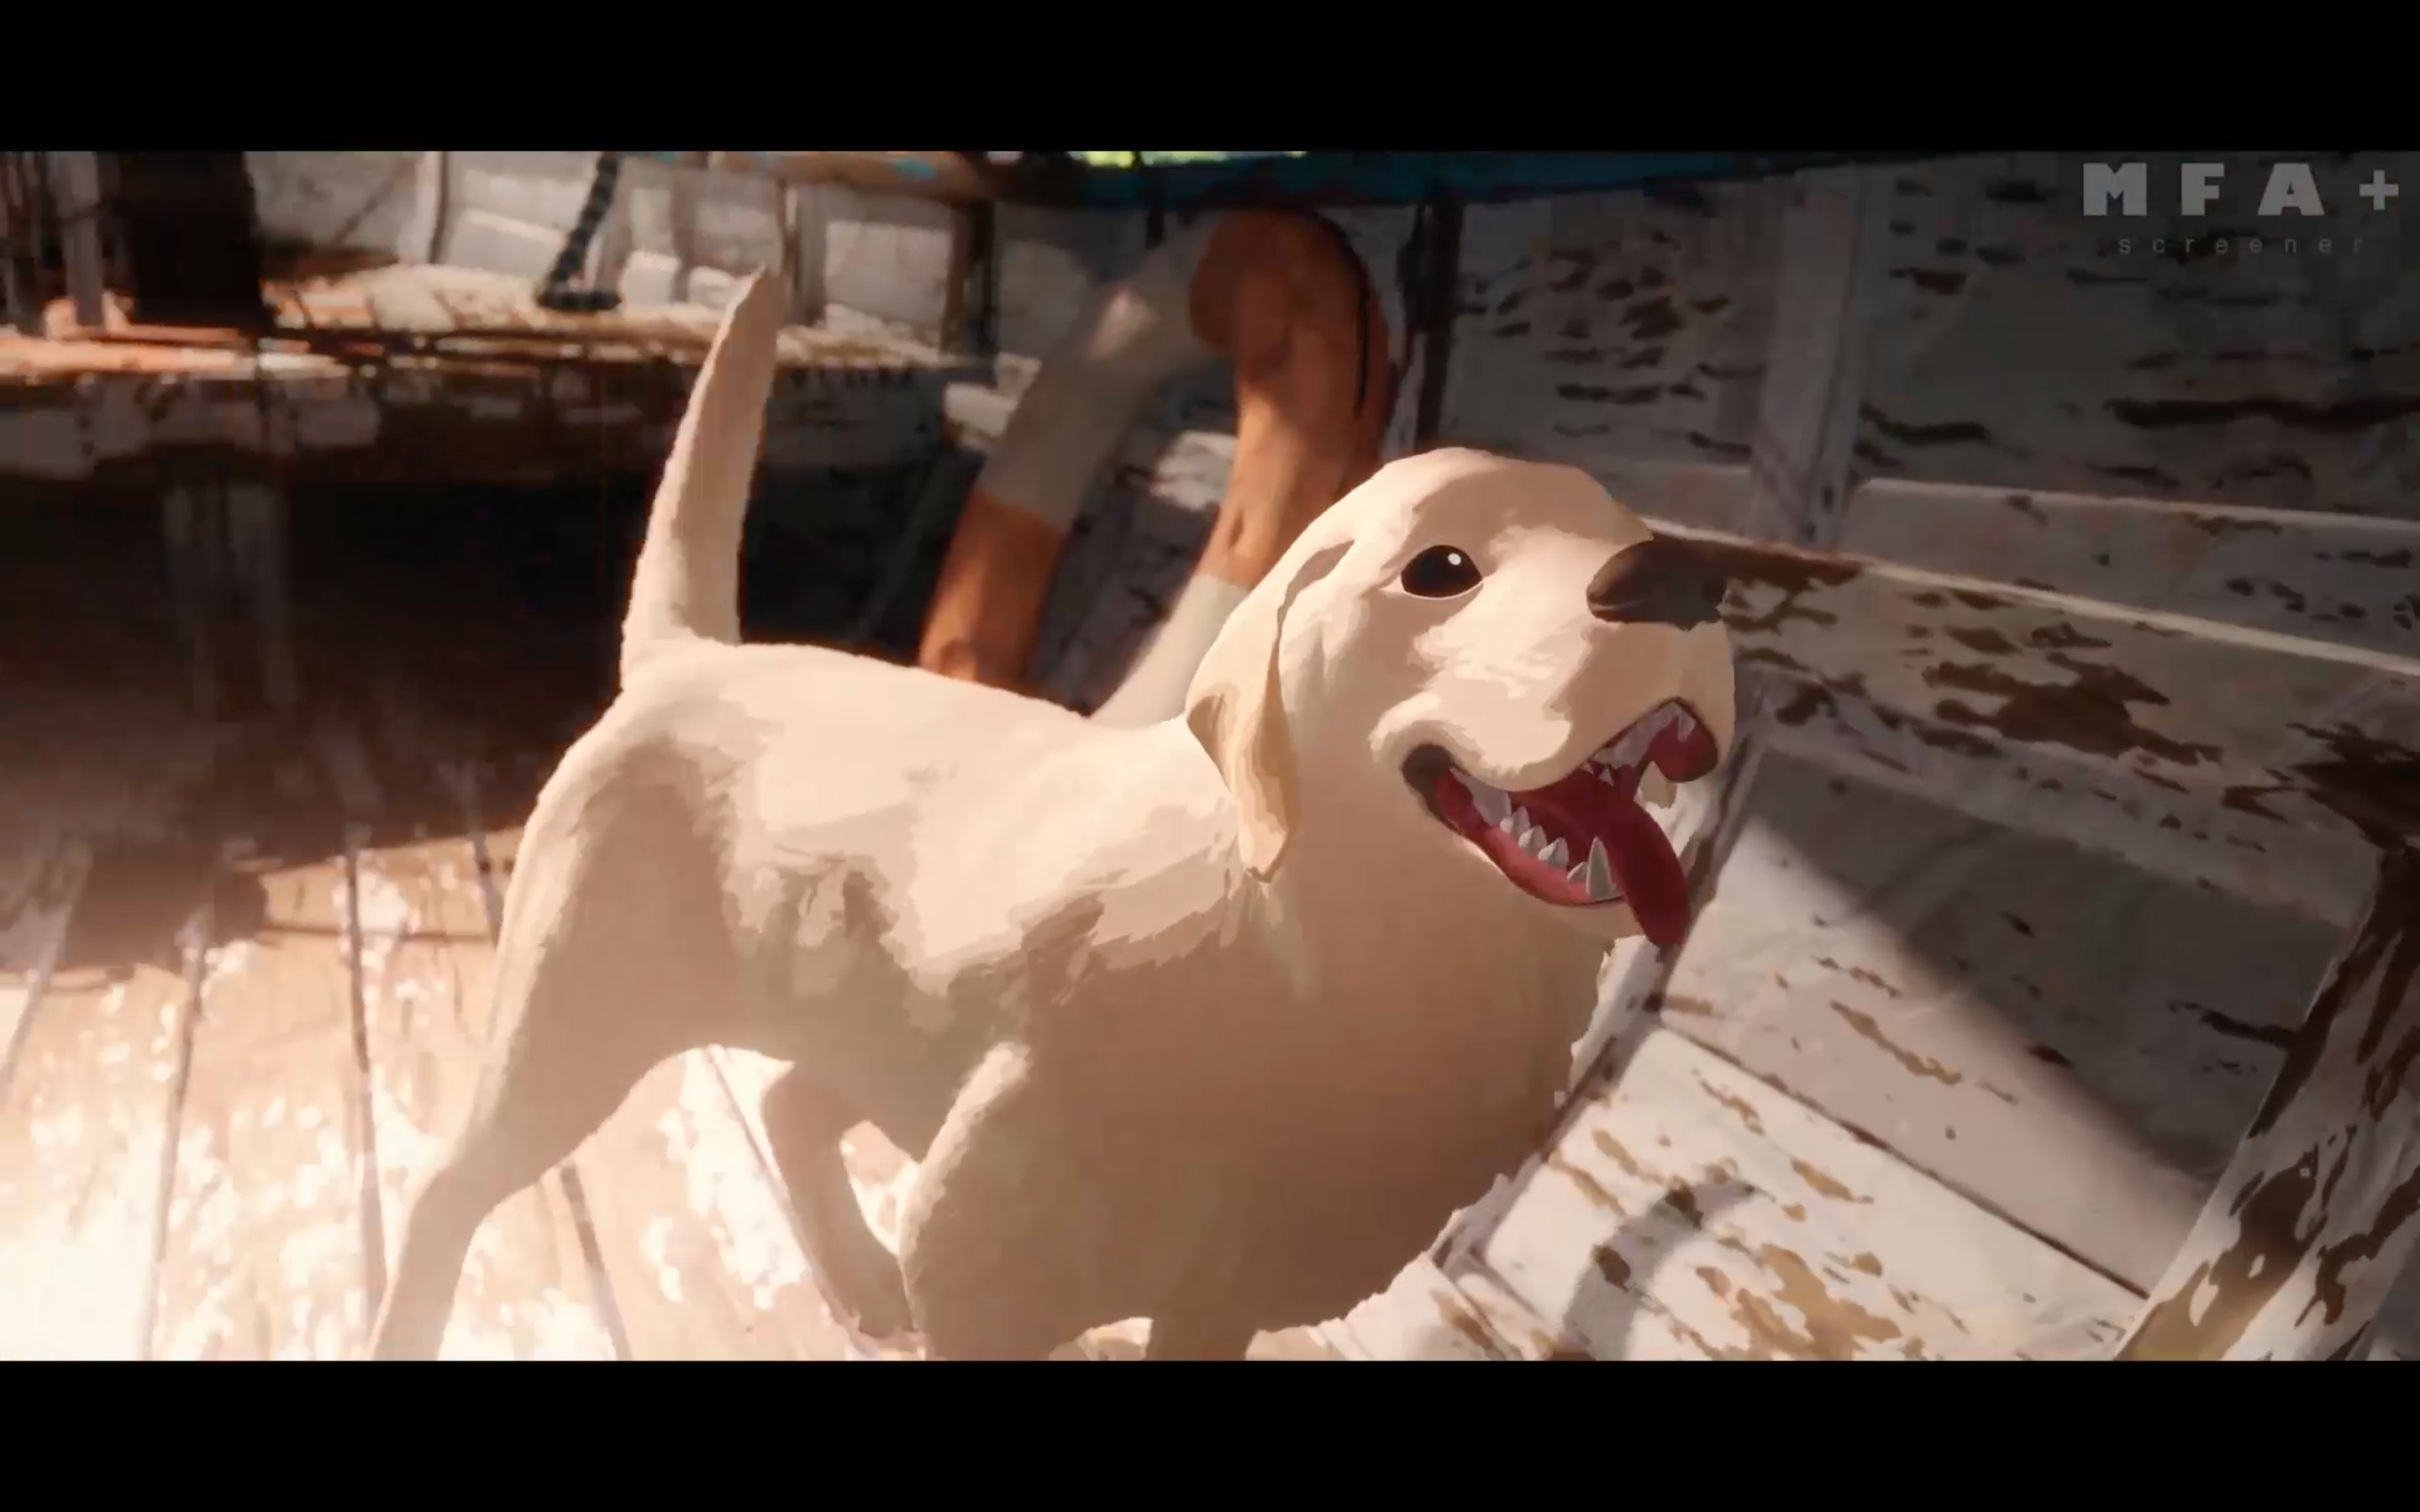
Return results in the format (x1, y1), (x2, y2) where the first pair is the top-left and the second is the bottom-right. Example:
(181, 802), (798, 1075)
(1185, 448), (1735, 948)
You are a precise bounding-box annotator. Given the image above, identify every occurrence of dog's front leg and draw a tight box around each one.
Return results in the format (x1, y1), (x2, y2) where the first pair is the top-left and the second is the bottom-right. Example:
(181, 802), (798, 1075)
(897, 1044), (1129, 1361)
(759, 1066), (913, 1343)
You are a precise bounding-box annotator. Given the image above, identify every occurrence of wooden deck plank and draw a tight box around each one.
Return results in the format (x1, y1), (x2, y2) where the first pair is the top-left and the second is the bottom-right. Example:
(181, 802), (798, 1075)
(1656, 750), (2351, 1294)
(1328, 1253), (1525, 1361)
(149, 748), (377, 1360)
(1497, 455), (2420, 668)
(1664, 519), (2420, 850)
(1, 822), (91, 1087)
(1765, 663), (2379, 932)
(1463, 1026), (2141, 1361)
(0, 763), (208, 1360)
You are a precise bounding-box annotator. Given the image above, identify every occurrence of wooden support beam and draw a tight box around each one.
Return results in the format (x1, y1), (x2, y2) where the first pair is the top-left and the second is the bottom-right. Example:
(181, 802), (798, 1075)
(587, 161), (634, 302)
(785, 182), (829, 327)
(224, 481), (301, 717)
(0, 154), (41, 335)
(939, 197), (997, 358)
(398, 151), (450, 265)
(667, 152), (705, 305)
(45, 152), (107, 329)
(160, 483), (229, 722)
(1406, 195), (1463, 452)
(2117, 839), (2420, 1361)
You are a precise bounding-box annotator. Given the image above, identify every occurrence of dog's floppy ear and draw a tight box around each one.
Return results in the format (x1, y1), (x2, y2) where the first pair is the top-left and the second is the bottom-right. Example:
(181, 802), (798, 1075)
(1184, 533), (1353, 881)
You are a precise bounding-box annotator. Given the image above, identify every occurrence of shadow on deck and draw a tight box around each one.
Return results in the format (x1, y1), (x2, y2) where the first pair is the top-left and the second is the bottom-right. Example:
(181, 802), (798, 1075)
(0, 488), (1334, 1362)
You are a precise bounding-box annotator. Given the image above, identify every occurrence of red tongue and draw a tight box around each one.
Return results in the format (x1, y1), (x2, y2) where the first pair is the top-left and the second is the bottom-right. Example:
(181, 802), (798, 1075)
(1588, 795), (1691, 948)
(1481, 764), (1695, 948)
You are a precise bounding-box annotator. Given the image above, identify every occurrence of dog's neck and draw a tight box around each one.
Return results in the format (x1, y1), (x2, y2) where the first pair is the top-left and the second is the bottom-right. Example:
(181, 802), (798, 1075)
(1249, 779), (1607, 1050)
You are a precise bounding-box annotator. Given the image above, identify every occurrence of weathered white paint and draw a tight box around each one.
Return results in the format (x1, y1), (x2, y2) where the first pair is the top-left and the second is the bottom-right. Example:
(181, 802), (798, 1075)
(1854, 153), (2420, 523)
(245, 151), (423, 256)
(1656, 750), (2337, 1289)
(1763, 655), (2380, 931)
(1464, 1024), (2140, 1359)
(1326, 1253), (1525, 1361)
(1441, 178), (1781, 475)
(1518, 454), (2420, 667)
(1665, 521), (2420, 849)
(818, 183), (960, 343)
(1836, 479), (2420, 664)
(2118, 842), (2420, 1359)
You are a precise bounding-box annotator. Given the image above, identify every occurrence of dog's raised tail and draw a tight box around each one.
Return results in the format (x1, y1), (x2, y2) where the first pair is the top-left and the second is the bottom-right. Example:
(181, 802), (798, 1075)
(619, 269), (787, 686)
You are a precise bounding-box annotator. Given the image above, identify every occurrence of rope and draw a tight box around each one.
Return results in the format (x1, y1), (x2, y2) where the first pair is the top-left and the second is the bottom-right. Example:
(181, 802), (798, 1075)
(534, 152), (623, 315)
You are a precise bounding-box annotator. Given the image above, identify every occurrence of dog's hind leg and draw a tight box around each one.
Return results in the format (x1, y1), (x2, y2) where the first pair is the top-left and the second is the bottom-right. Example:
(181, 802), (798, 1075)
(371, 965), (665, 1361)
(759, 1067), (913, 1343)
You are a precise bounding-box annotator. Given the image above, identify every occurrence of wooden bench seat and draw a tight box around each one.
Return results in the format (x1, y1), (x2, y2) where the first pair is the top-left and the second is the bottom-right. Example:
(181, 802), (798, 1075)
(0, 263), (988, 489)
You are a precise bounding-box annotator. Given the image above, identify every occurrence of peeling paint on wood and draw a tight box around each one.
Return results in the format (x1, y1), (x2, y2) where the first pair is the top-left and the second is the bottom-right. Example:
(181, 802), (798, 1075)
(1839, 480), (2420, 664)
(817, 184), (961, 344)
(1657, 750), (2352, 1294)
(1668, 521), (2420, 848)
(1470, 1026), (2139, 1360)
(1857, 153), (2420, 522)
(1523, 454), (2420, 666)
(247, 152), (424, 259)
(1328, 1253), (1523, 1360)
(2119, 842), (2420, 1359)
(1763, 654), (2381, 931)
(1441, 181), (1781, 472)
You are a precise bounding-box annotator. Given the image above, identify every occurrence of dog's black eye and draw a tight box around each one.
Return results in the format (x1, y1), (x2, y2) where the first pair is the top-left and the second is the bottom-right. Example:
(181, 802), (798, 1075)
(1400, 545), (1481, 598)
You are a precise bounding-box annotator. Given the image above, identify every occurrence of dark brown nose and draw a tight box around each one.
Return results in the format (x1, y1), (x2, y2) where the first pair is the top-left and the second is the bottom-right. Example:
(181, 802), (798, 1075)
(1587, 536), (1730, 629)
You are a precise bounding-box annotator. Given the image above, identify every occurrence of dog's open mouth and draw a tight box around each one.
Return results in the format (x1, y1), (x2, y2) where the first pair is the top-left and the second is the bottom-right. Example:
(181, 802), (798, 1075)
(1404, 701), (1720, 948)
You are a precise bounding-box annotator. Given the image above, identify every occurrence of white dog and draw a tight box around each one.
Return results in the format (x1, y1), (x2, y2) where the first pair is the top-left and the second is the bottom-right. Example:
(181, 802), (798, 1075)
(369, 271), (1736, 1361)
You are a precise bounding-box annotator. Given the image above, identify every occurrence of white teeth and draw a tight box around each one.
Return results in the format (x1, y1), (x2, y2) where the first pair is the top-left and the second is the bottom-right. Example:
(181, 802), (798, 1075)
(1497, 814), (1518, 836)
(1518, 825), (1547, 854)
(1671, 707), (1697, 739)
(1605, 718), (1656, 770)
(1539, 837), (1569, 869)
(1511, 806), (1533, 834)
(1455, 771), (1512, 827)
(1586, 837), (1618, 902)
(1567, 861), (1590, 887)
(1638, 769), (1676, 810)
